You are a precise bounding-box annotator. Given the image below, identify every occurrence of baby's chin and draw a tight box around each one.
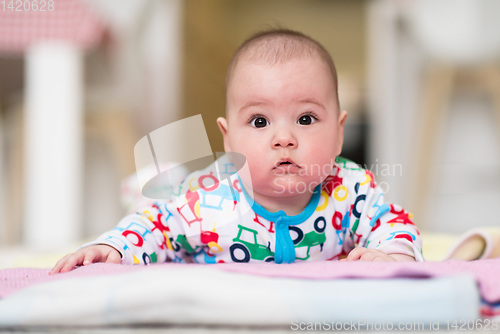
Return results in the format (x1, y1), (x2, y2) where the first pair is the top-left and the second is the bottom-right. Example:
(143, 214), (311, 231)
(262, 177), (323, 197)
(238, 172), (326, 198)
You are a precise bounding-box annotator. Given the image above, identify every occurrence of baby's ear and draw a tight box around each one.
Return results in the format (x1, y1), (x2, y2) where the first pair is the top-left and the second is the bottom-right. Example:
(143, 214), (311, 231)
(217, 117), (231, 152)
(336, 110), (348, 156)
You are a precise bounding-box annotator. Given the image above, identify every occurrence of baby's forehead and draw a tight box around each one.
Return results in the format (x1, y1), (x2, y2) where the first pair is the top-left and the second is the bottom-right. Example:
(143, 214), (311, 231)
(226, 60), (339, 118)
(239, 55), (324, 70)
(230, 55), (333, 88)
(226, 32), (338, 90)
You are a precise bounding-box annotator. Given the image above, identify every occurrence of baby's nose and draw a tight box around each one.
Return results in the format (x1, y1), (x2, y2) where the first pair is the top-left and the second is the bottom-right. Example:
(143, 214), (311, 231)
(273, 131), (297, 148)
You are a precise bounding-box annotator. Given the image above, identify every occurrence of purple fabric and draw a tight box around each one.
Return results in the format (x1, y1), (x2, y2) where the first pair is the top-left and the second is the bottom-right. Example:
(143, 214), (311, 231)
(0, 263), (146, 298)
(1, 259), (499, 302)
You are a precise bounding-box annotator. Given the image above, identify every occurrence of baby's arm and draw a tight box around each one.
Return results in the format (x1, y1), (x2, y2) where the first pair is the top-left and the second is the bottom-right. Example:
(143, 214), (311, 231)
(338, 170), (423, 262)
(350, 193), (422, 262)
(49, 244), (121, 275)
(50, 200), (190, 274)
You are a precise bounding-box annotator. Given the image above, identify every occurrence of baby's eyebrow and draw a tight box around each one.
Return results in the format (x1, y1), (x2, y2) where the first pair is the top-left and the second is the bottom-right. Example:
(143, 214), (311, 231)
(238, 101), (268, 114)
(298, 99), (326, 110)
(238, 99), (326, 114)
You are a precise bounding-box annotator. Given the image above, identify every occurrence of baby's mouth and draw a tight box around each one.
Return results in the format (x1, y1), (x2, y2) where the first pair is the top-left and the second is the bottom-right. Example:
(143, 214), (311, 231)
(274, 159), (301, 169)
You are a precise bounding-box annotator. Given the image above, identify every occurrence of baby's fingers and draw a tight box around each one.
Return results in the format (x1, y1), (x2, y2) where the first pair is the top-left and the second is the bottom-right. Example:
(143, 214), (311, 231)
(360, 250), (395, 262)
(59, 252), (85, 273)
(82, 248), (103, 266)
(49, 254), (72, 275)
(105, 249), (122, 264)
(359, 251), (378, 261)
(344, 247), (370, 261)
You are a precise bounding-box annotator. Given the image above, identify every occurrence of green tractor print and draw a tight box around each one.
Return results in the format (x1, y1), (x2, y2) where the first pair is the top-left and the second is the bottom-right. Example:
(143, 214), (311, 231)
(335, 156), (362, 171)
(289, 216), (327, 260)
(230, 225), (274, 262)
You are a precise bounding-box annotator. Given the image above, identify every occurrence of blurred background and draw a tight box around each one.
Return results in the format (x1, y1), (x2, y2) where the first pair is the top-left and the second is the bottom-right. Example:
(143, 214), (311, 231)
(0, 0), (499, 257)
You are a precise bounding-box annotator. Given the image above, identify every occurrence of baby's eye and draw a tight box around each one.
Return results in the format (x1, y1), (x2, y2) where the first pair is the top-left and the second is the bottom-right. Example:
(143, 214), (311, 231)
(251, 117), (269, 128)
(297, 114), (317, 125)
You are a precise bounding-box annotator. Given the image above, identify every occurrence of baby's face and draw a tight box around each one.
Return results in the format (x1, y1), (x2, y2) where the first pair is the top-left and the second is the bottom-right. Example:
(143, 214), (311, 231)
(218, 57), (347, 198)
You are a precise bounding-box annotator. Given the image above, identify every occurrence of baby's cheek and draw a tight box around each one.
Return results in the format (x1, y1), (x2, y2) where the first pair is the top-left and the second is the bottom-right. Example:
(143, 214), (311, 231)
(243, 155), (266, 182)
(306, 149), (336, 176)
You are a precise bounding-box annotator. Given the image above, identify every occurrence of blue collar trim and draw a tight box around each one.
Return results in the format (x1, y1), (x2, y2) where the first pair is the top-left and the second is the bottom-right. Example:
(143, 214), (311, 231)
(237, 174), (322, 226)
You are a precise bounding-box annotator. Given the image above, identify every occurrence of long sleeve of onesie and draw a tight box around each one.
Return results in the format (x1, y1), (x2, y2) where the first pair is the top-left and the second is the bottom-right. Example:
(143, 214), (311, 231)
(79, 200), (197, 264)
(325, 157), (424, 261)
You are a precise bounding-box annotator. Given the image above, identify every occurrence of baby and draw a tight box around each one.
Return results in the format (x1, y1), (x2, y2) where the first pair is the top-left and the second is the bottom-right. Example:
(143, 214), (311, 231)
(50, 29), (423, 274)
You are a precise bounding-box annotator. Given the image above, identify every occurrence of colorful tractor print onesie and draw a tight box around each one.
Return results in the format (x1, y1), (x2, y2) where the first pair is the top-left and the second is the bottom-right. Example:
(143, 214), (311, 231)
(81, 155), (424, 264)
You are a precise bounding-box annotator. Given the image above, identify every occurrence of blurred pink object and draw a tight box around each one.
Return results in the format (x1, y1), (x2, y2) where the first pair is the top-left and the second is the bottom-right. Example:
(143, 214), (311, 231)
(0, 0), (104, 54)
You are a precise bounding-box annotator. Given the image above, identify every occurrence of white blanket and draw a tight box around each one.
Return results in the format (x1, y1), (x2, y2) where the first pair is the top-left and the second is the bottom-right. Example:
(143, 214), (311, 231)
(0, 265), (479, 327)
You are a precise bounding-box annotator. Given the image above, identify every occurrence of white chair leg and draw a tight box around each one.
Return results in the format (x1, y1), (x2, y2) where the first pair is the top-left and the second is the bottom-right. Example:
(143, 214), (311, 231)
(23, 44), (84, 249)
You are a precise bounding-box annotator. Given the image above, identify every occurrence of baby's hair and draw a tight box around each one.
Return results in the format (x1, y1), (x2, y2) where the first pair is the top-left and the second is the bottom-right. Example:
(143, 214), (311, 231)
(225, 28), (339, 111)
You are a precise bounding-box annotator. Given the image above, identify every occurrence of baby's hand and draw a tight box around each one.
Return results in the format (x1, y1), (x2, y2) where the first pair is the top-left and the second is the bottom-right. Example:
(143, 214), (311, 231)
(340, 247), (416, 262)
(49, 244), (122, 275)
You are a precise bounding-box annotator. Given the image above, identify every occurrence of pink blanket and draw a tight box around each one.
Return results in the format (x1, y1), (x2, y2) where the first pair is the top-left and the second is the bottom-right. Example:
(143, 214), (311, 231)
(1, 259), (499, 302)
